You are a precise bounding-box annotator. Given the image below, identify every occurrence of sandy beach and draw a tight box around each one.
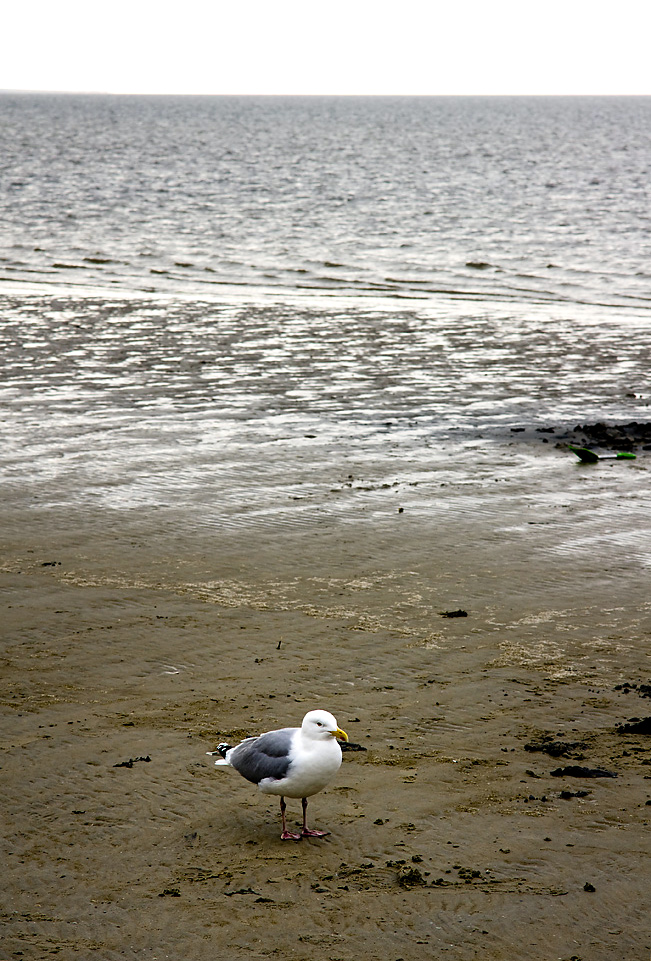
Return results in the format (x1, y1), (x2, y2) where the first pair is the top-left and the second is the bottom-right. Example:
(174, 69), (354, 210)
(3, 93), (651, 961)
(2, 432), (650, 960)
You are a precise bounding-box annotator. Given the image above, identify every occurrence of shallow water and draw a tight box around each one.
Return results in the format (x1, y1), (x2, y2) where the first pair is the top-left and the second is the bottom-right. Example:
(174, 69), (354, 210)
(2, 289), (650, 595)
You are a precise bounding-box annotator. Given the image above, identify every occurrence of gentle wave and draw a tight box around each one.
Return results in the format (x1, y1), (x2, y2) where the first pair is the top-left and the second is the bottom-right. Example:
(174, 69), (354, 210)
(3, 94), (651, 309)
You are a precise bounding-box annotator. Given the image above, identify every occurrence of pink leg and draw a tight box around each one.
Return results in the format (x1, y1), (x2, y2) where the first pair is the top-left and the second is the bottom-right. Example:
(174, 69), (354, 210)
(301, 797), (330, 838)
(279, 797), (301, 841)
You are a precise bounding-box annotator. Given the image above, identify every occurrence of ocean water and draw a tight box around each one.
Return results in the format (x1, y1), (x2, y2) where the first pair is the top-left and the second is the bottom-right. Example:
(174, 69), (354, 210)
(1, 94), (650, 556)
(2, 93), (651, 306)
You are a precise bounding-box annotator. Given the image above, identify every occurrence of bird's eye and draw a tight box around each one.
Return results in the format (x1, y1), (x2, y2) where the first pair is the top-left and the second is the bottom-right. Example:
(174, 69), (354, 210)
(316, 721), (323, 726)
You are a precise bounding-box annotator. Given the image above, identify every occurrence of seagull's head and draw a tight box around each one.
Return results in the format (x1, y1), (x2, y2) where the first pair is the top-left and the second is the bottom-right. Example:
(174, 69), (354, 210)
(302, 710), (348, 743)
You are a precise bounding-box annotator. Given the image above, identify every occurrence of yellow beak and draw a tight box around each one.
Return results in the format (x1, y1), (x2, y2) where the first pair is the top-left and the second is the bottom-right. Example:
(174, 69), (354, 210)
(332, 727), (348, 741)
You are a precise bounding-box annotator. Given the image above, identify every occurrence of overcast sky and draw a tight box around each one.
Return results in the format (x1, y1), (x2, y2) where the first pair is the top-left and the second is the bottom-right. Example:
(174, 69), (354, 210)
(4, 0), (651, 96)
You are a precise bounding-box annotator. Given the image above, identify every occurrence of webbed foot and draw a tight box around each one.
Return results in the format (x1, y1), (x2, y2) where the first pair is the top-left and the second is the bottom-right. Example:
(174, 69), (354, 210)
(280, 830), (302, 841)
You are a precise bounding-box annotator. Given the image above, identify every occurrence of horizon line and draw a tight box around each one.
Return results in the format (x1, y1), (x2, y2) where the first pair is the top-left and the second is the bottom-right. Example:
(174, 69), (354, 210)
(0, 87), (651, 100)
(2, 89), (651, 99)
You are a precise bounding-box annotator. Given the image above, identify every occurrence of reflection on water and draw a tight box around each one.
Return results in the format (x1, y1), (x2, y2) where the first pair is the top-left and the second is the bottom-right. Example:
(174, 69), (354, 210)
(1, 290), (649, 572)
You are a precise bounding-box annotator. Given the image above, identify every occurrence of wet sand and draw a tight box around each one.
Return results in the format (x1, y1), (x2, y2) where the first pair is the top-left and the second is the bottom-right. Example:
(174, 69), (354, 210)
(2, 453), (651, 961)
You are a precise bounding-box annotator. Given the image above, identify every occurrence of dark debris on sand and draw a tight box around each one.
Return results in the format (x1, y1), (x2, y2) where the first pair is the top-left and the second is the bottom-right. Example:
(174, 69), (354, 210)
(524, 739), (585, 759)
(508, 421), (651, 452)
(615, 681), (651, 699)
(113, 755), (152, 768)
(550, 765), (618, 778)
(616, 717), (651, 735)
(558, 421), (651, 452)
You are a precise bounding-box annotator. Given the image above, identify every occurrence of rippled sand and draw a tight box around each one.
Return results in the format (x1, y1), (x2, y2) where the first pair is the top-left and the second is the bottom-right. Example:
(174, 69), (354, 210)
(3, 455), (651, 960)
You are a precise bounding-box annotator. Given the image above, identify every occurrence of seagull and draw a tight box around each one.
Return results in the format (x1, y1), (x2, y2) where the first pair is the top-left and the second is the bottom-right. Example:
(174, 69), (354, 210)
(208, 709), (349, 840)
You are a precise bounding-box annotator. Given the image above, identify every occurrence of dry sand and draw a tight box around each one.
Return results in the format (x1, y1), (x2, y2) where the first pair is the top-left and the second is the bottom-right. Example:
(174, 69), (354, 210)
(2, 487), (650, 961)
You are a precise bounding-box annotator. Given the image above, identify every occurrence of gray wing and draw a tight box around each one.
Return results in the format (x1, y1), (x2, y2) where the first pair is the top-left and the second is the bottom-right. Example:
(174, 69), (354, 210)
(229, 728), (295, 785)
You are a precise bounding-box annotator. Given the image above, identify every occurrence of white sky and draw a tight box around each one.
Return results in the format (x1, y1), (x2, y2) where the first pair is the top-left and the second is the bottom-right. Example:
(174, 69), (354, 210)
(3, 0), (651, 96)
